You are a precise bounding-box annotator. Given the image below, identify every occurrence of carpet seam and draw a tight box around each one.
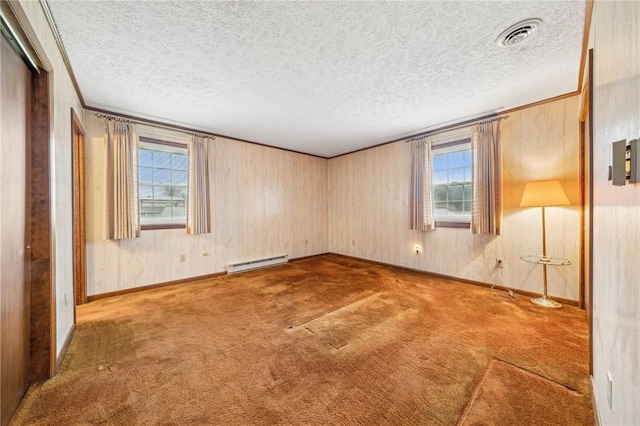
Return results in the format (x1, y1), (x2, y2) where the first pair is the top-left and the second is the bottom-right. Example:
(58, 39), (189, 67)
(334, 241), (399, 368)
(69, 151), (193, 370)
(493, 357), (582, 395)
(457, 359), (496, 426)
(292, 291), (383, 328)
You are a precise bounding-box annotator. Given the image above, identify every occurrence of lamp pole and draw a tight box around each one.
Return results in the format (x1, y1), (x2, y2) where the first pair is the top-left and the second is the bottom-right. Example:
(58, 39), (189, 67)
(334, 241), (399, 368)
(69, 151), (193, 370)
(541, 206), (549, 296)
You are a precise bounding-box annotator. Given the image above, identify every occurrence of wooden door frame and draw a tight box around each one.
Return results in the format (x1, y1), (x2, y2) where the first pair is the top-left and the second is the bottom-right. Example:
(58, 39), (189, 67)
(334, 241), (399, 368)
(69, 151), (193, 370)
(587, 48), (594, 376)
(3, 0), (58, 383)
(71, 108), (86, 308)
(578, 50), (594, 376)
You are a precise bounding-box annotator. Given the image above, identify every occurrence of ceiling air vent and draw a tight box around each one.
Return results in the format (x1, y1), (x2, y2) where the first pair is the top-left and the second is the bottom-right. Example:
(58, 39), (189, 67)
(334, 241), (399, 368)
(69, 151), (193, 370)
(496, 18), (543, 47)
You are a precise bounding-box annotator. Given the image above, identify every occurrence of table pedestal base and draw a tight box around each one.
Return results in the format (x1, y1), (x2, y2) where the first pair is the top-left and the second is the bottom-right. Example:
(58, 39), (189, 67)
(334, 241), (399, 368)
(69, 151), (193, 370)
(531, 295), (562, 309)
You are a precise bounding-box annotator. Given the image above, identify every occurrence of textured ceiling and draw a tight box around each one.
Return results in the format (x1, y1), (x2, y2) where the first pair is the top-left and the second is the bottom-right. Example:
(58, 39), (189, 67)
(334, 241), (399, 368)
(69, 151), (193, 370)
(46, 1), (587, 157)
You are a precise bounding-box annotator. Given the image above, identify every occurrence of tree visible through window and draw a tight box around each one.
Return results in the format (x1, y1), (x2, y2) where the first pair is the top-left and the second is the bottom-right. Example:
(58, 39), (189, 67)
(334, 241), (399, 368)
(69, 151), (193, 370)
(432, 139), (472, 223)
(139, 137), (188, 227)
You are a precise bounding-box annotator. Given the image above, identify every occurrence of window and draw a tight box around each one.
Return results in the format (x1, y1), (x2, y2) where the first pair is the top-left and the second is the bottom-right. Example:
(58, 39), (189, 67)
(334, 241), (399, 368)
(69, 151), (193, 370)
(138, 137), (188, 229)
(432, 138), (472, 226)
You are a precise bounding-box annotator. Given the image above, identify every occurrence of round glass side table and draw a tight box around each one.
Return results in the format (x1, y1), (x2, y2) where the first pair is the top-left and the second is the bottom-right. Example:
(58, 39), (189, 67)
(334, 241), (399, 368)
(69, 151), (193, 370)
(520, 255), (571, 308)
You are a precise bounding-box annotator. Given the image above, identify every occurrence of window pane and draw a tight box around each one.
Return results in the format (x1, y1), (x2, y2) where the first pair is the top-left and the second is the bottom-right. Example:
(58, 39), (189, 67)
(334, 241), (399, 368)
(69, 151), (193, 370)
(153, 186), (170, 202)
(432, 144), (472, 223)
(139, 143), (188, 226)
(449, 167), (464, 183)
(172, 170), (188, 185)
(449, 152), (464, 168)
(140, 185), (153, 199)
(171, 201), (186, 219)
(463, 184), (471, 200)
(160, 201), (173, 218)
(432, 155), (447, 171)
(464, 150), (472, 166)
(167, 186), (186, 200)
(153, 168), (171, 185)
(139, 167), (153, 183)
(172, 153), (188, 171)
(154, 199), (172, 217)
(153, 151), (171, 168)
(435, 202), (448, 216)
(433, 170), (448, 185)
(140, 149), (153, 167)
(449, 201), (463, 213)
(448, 185), (464, 201)
(464, 167), (472, 181)
(434, 186), (447, 202)
(140, 199), (154, 218)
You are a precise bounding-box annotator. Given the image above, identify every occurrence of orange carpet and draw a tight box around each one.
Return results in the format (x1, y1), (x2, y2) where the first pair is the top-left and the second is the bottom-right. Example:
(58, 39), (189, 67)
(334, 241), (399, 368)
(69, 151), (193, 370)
(11, 254), (592, 425)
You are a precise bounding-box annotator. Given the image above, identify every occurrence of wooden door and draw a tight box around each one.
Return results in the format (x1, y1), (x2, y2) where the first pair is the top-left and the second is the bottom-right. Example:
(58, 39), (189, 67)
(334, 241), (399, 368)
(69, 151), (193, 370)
(72, 111), (86, 307)
(0, 33), (32, 426)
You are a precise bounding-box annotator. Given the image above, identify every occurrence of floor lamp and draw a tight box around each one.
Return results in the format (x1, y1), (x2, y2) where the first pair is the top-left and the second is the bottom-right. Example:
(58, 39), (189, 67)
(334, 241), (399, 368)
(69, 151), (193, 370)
(520, 180), (570, 308)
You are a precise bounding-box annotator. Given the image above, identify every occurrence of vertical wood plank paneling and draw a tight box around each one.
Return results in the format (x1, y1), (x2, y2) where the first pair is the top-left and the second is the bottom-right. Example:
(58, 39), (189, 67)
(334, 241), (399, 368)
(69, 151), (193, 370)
(328, 96), (581, 300)
(16, 0), (85, 360)
(214, 137), (238, 271)
(501, 96), (581, 299)
(84, 114), (328, 296)
(591, 1), (640, 424)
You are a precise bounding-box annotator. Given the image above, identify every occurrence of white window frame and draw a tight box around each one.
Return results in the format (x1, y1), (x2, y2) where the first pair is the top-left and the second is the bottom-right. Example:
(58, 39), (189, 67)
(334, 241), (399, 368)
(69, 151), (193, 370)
(431, 131), (472, 226)
(138, 136), (188, 229)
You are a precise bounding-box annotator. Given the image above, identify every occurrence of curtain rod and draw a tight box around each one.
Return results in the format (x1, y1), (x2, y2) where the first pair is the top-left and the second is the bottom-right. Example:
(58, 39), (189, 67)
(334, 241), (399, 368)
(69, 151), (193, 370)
(404, 114), (509, 143)
(89, 107), (327, 159)
(191, 133), (216, 140)
(93, 109), (219, 140)
(96, 113), (131, 122)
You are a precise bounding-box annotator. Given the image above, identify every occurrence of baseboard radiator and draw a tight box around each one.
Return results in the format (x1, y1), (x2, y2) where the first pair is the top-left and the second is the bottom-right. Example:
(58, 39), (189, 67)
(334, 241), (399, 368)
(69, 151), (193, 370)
(227, 255), (289, 274)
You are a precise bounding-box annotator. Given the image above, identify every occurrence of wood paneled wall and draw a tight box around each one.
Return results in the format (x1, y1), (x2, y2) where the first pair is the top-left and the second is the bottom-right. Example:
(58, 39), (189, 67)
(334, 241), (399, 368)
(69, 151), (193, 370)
(329, 96), (581, 300)
(84, 116), (328, 295)
(591, 1), (640, 424)
(16, 0), (85, 359)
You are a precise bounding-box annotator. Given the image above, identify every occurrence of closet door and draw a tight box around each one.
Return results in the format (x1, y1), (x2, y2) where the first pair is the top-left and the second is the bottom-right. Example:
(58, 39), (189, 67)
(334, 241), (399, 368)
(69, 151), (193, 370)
(0, 33), (32, 426)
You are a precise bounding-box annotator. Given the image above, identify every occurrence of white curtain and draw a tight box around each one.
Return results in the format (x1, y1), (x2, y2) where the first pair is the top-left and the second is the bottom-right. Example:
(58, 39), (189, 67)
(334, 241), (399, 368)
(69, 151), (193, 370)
(106, 119), (140, 239)
(471, 120), (502, 235)
(187, 134), (213, 234)
(410, 137), (436, 231)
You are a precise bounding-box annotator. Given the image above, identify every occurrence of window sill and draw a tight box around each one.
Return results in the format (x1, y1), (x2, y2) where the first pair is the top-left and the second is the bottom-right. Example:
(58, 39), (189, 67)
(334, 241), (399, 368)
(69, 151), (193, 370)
(141, 224), (186, 231)
(436, 221), (470, 229)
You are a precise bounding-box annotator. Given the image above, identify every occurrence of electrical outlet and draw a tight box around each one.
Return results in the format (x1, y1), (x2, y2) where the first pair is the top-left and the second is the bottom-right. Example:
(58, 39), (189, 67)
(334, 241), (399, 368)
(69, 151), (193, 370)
(352, 239), (355, 246)
(607, 371), (613, 409)
(304, 239), (308, 245)
(179, 254), (186, 262)
(497, 258), (505, 268)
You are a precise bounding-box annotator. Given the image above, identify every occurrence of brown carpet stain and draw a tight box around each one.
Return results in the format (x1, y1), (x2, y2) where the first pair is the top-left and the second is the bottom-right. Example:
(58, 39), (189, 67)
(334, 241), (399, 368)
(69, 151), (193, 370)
(10, 254), (592, 425)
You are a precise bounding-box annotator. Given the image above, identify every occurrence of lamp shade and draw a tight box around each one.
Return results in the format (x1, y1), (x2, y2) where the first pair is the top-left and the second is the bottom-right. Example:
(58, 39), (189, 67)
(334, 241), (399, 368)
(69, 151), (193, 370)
(520, 180), (570, 207)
